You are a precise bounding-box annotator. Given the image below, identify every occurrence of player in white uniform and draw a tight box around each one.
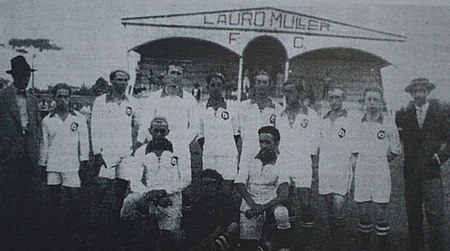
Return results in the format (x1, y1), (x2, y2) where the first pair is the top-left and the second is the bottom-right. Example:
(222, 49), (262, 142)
(318, 86), (358, 250)
(197, 73), (240, 193)
(354, 86), (401, 251)
(235, 126), (291, 250)
(121, 117), (185, 249)
(277, 80), (320, 250)
(237, 71), (282, 168)
(39, 83), (89, 245)
(136, 61), (196, 207)
(90, 70), (139, 247)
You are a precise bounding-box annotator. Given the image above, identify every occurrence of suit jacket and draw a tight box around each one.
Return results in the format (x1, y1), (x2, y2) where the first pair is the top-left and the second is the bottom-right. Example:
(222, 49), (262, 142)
(396, 99), (450, 180)
(0, 85), (42, 168)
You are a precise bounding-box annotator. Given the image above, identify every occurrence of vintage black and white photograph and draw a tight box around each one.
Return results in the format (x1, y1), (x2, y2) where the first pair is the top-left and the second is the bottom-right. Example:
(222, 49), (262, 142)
(0, 0), (449, 250)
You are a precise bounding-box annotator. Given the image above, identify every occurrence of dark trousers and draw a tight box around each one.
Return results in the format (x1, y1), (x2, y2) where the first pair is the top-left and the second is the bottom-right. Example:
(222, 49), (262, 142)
(404, 176), (444, 251)
(0, 157), (44, 250)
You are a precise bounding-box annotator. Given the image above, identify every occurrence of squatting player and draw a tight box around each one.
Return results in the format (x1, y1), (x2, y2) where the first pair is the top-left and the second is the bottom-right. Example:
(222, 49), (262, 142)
(121, 117), (186, 249)
(235, 126), (291, 250)
(353, 86), (401, 251)
(318, 86), (358, 250)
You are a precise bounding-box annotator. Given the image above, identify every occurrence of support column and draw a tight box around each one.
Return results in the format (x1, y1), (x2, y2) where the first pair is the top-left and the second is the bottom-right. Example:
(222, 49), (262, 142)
(281, 60), (290, 107)
(284, 60), (290, 81)
(126, 50), (140, 97)
(237, 57), (244, 102)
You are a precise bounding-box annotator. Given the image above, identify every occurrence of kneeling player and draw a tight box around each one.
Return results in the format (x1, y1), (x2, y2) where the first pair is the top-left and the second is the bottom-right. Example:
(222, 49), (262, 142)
(354, 86), (401, 251)
(184, 169), (239, 251)
(235, 126), (291, 250)
(121, 117), (186, 249)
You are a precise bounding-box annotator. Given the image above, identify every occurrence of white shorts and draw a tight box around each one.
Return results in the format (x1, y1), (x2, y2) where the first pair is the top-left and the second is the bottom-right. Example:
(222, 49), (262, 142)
(318, 162), (352, 196)
(354, 162), (391, 203)
(289, 163), (312, 189)
(47, 171), (81, 188)
(203, 155), (238, 180)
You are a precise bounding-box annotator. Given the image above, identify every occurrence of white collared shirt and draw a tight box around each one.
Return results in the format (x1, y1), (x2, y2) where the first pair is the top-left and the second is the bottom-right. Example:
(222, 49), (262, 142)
(278, 107), (320, 164)
(123, 148), (184, 194)
(12, 85), (28, 128)
(39, 111), (89, 172)
(237, 99), (282, 161)
(356, 114), (402, 162)
(91, 94), (138, 169)
(319, 109), (359, 168)
(415, 102), (429, 128)
(199, 100), (239, 156)
(235, 153), (289, 205)
(136, 89), (198, 187)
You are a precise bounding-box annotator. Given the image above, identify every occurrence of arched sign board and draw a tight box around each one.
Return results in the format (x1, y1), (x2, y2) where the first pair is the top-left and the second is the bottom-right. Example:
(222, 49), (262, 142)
(122, 7), (407, 103)
(122, 7), (406, 53)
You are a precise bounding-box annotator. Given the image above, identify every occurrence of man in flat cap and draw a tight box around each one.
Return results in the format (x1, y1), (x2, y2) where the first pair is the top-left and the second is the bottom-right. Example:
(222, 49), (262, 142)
(0, 56), (43, 249)
(395, 78), (450, 251)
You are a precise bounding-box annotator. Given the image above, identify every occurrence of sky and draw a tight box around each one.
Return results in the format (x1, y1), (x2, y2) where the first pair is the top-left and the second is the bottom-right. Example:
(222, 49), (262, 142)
(1, 0), (450, 97)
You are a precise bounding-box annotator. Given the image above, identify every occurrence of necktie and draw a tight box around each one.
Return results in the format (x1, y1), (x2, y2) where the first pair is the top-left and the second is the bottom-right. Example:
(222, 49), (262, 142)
(417, 107), (425, 128)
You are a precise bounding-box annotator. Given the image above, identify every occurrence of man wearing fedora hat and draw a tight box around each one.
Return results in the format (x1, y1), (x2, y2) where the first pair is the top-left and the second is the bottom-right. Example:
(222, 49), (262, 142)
(0, 55), (43, 248)
(395, 78), (450, 251)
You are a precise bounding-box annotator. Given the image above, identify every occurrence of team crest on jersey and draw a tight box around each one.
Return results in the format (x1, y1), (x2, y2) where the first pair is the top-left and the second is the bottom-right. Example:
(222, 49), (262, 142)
(171, 156), (178, 166)
(377, 130), (386, 140)
(70, 122), (79, 132)
(269, 114), (276, 124)
(221, 111), (230, 120)
(301, 118), (309, 128)
(126, 107), (132, 116)
(338, 127), (346, 138)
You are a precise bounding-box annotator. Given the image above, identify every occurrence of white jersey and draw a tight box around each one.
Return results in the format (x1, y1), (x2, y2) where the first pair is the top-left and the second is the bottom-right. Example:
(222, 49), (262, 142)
(277, 107), (320, 187)
(319, 109), (359, 168)
(39, 111), (89, 172)
(123, 147), (184, 195)
(237, 99), (282, 166)
(136, 89), (198, 186)
(318, 109), (359, 195)
(356, 114), (402, 163)
(91, 94), (138, 175)
(199, 101), (239, 179)
(353, 113), (402, 203)
(235, 153), (290, 205)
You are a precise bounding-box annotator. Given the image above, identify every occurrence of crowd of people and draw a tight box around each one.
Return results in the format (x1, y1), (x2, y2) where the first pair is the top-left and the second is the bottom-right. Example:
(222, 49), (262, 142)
(0, 55), (449, 251)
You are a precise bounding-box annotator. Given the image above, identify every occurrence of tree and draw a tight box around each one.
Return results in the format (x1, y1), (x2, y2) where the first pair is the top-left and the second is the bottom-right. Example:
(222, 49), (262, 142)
(91, 77), (110, 96)
(8, 38), (62, 52)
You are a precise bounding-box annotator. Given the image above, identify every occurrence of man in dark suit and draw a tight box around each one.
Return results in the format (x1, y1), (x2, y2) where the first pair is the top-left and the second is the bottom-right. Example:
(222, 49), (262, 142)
(395, 78), (450, 251)
(0, 56), (43, 249)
